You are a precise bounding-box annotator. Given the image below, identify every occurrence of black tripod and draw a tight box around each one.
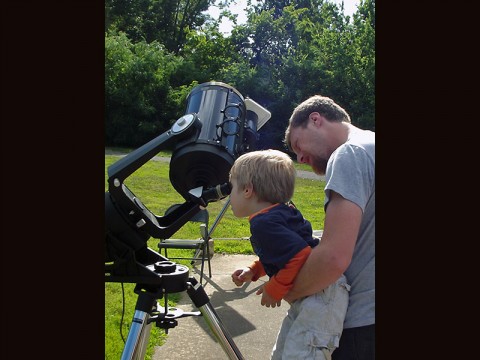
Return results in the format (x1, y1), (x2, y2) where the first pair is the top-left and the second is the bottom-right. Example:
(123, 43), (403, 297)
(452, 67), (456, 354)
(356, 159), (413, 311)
(106, 250), (243, 360)
(104, 114), (245, 359)
(105, 83), (271, 359)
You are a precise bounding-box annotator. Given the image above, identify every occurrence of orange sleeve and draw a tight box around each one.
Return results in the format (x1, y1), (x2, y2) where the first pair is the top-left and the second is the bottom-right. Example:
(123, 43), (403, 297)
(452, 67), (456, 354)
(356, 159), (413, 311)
(248, 260), (267, 281)
(263, 246), (311, 301)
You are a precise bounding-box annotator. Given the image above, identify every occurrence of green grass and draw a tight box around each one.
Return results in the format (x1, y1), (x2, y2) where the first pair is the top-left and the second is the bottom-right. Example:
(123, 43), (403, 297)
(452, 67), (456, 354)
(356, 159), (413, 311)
(104, 151), (325, 359)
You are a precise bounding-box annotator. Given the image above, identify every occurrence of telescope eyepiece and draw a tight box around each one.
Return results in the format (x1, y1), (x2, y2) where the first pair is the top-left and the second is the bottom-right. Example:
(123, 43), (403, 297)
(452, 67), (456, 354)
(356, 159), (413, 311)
(201, 182), (231, 204)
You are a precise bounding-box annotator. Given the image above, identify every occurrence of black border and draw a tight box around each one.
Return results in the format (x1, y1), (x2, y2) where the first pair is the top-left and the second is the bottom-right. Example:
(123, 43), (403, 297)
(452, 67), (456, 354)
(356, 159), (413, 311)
(2, 2), (105, 358)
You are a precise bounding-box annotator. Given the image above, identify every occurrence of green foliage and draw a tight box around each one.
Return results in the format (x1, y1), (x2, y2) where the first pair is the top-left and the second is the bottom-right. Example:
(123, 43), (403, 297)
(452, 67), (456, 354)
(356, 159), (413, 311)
(104, 0), (375, 148)
(105, 0), (213, 53)
(105, 30), (184, 146)
(174, 25), (239, 84)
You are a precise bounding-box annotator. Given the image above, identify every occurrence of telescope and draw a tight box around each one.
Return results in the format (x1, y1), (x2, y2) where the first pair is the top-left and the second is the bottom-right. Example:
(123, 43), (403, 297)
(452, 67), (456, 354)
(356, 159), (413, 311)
(105, 81), (271, 359)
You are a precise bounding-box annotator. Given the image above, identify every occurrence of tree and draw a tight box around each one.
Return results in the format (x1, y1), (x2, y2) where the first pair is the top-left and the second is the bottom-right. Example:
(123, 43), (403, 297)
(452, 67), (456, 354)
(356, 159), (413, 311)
(105, 30), (183, 146)
(105, 0), (213, 54)
(225, 0), (375, 149)
(104, 0), (375, 148)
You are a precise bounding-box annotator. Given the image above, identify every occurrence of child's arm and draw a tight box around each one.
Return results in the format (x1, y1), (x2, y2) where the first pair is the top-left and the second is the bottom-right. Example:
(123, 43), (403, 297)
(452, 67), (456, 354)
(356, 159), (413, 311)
(259, 246), (312, 305)
(231, 260), (267, 286)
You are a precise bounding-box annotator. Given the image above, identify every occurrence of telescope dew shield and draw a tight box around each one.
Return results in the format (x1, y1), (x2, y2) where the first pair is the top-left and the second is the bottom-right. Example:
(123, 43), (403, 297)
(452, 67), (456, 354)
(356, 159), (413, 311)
(170, 82), (247, 200)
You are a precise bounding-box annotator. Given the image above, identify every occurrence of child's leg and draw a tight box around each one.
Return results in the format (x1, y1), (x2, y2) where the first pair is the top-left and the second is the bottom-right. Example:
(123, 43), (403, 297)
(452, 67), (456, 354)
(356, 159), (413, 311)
(280, 275), (350, 359)
(271, 304), (299, 360)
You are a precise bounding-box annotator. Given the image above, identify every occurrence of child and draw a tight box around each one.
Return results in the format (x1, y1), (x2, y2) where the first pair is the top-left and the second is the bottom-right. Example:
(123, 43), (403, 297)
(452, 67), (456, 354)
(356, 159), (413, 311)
(229, 149), (350, 360)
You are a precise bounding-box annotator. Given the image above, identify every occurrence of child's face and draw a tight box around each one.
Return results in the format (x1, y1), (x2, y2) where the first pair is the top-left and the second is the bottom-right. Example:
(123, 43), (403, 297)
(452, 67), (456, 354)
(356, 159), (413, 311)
(229, 177), (250, 218)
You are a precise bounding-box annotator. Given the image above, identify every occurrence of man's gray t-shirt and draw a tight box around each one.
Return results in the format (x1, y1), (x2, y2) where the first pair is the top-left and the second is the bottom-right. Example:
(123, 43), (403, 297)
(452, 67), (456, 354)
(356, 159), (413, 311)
(324, 125), (375, 328)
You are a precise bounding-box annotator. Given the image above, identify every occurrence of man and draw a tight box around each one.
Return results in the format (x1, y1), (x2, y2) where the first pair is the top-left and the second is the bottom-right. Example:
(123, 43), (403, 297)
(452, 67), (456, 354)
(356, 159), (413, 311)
(284, 95), (375, 359)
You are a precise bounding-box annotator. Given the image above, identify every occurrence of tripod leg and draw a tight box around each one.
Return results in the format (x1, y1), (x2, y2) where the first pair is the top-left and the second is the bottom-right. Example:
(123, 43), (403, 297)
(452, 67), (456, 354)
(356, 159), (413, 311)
(199, 303), (244, 360)
(186, 278), (244, 360)
(207, 198), (230, 237)
(121, 292), (156, 360)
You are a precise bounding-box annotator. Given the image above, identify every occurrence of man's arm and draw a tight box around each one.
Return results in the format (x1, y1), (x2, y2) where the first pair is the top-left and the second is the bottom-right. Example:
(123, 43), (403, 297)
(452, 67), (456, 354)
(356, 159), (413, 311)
(284, 191), (362, 303)
(263, 246), (311, 299)
(257, 246), (311, 308)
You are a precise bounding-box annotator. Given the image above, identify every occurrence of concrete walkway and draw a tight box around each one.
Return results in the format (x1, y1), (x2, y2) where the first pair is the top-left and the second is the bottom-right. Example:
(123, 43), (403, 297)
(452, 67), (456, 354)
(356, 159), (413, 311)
(152, 254), (286, 360)
(152, 231), (323, 360)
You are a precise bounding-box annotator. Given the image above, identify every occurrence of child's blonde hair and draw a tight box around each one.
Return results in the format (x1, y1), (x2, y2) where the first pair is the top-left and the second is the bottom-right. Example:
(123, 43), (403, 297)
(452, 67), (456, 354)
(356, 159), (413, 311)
(229, 149), (296, 203)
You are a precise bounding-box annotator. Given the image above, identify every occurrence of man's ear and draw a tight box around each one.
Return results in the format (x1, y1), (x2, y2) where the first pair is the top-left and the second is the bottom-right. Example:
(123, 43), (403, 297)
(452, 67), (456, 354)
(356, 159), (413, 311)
(309, 112), (323, 127)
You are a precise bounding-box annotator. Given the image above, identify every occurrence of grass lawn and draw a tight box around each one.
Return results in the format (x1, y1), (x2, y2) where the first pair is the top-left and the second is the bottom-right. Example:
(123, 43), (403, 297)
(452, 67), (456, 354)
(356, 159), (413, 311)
(105, 152), (325, 359)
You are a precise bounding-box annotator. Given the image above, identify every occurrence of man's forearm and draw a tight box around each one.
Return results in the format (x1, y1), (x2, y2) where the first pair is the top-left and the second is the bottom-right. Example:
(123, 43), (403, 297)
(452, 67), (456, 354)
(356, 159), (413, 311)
(284, 244), (344, 302)
(286, 194), (361, 302)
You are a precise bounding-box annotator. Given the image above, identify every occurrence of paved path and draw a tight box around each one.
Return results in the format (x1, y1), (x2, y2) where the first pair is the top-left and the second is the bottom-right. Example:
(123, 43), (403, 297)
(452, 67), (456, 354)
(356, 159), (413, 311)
(151, 254), (285, 360)
(152, 231), (323, 359)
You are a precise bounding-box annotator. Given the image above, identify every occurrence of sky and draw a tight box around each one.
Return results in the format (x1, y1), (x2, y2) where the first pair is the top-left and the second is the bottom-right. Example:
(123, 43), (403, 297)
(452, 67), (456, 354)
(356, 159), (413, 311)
(207, 0), (360, 35)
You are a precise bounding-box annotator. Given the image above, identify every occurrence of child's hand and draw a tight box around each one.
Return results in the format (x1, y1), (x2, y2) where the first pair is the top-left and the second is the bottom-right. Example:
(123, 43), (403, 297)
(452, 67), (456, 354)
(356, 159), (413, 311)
(231, 267), (254, 286)
(256, 286), (282, 308)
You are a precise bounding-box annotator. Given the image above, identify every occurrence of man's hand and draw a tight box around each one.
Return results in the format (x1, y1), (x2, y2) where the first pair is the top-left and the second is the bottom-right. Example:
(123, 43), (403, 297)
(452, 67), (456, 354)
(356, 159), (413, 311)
(256, 286), (281, 308)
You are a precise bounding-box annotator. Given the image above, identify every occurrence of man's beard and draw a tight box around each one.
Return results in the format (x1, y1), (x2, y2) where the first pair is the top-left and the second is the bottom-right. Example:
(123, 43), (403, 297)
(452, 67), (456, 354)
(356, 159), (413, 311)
(311, 156), (328, 176)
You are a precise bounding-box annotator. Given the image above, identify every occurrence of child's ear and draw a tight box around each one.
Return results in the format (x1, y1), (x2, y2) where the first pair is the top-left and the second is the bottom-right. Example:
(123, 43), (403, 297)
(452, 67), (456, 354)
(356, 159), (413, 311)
(244, 183), (254, 198)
